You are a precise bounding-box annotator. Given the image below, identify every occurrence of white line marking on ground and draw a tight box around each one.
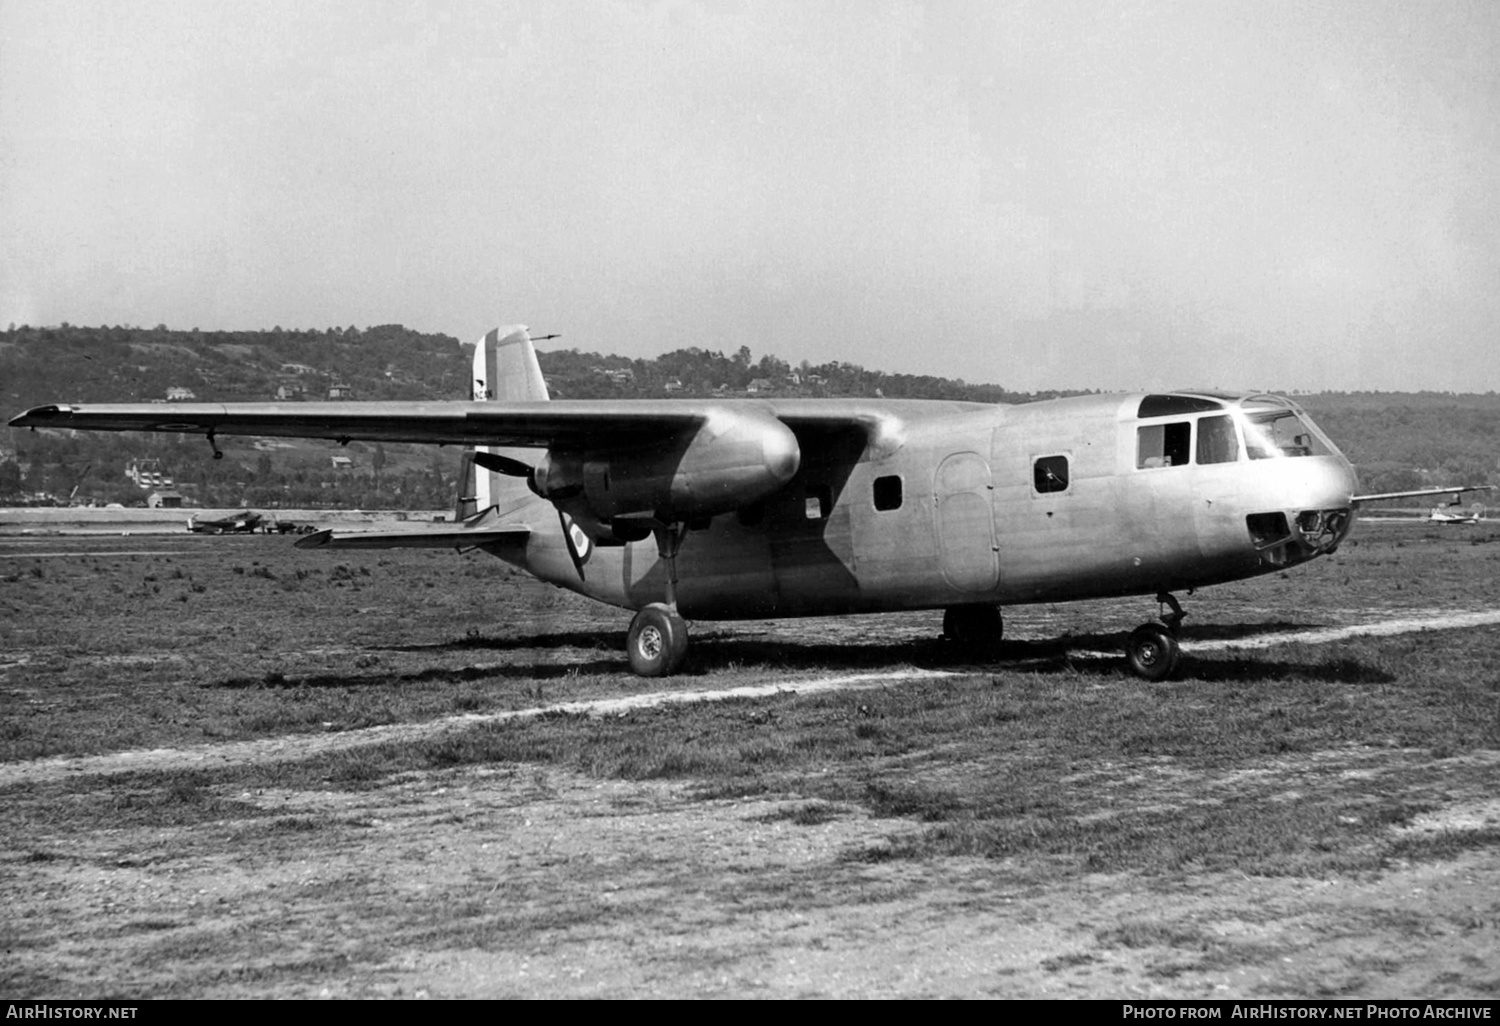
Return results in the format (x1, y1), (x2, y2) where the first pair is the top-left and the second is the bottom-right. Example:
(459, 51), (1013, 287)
(476, 668), (966, 722)
(0, 550), (199, 559)
(0, 669), (961, 787)
(4, 610), (1497, 787)
(1182, 609), (1500, 652)
(1062, 609), (1500, 659)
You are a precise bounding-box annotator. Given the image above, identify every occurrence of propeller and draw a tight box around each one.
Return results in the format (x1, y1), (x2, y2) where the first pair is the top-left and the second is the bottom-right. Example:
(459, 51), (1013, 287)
(471, 450), (533, 477)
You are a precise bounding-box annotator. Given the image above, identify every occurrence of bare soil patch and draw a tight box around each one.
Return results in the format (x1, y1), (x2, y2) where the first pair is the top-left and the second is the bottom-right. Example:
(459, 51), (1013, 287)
(6, 753), (1497, 998)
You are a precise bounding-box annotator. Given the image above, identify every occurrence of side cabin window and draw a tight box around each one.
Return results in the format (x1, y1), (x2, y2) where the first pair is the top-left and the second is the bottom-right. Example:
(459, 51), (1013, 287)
(1137, 422), (1191, 469)
(872, 474), (903, 511)
(1033, 455), (1069, 493)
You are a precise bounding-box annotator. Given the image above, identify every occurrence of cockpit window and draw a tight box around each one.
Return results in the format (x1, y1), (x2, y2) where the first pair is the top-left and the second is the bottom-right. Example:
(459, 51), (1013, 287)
(1138, 395), (1224, 417)
(1196, 415), (1240, 465)
(1137, 422), (1191, 468)
(1243, 411), (1332, 460)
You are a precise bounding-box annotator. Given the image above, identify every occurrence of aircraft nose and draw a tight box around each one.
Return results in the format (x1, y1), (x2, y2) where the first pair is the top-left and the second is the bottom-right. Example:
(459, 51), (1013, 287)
(1299, 455), (1359, 509)
(1293, 457), (1359, 555)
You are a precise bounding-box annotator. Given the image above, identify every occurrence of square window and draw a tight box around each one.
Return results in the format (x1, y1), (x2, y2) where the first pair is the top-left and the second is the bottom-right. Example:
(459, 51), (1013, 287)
(873, 475), (903, 511)
(1034, 455), (1069, 493)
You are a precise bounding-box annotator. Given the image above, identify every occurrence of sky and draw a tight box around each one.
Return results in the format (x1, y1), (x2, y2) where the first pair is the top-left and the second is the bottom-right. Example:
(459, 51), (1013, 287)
(2, 0), (1498, 393)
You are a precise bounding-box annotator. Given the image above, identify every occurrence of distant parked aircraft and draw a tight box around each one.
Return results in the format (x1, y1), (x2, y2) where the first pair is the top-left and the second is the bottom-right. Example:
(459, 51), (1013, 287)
(186, 511), (265, 534)
(1430, 502), (1485, 525)
(12, 326), (1494, 679)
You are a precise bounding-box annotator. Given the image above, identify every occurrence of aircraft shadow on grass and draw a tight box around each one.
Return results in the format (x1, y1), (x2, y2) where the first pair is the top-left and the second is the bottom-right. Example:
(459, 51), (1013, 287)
(680, 626), (1396, 685)
(204, 619), (1393, 690)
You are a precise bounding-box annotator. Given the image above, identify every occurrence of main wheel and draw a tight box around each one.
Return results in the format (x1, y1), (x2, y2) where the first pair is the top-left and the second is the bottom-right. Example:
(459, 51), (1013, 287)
(943, 605), (1004, 652)
(627, 603), (689, 677)
(1126, 623), (1180, 681)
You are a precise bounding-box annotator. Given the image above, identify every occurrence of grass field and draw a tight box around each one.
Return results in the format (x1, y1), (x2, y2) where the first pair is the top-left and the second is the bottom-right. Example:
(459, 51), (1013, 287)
(2, 519), (1498, 997)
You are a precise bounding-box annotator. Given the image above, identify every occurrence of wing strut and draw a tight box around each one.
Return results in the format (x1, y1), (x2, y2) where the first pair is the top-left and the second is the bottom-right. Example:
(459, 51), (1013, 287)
(620, 518), (693, 678)
(653, 520), (691, 612)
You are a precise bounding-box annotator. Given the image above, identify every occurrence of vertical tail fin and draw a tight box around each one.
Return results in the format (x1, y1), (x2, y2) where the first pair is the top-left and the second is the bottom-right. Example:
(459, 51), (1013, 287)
(475, 324), (550, 403)
(459, 325), (548, 519)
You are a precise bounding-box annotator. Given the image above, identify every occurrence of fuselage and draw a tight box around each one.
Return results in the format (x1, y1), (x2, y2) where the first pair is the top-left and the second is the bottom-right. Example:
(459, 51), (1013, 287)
(484, 391), (1359, 619)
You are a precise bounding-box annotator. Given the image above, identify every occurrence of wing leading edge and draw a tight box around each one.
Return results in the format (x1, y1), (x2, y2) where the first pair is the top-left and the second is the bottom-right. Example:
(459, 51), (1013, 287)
(8, 397), (983, 456)
(7, 400), (705, 449)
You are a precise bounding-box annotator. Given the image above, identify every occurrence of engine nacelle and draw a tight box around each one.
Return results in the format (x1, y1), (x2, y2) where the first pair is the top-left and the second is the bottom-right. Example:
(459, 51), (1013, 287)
(530, 406), (801, 524)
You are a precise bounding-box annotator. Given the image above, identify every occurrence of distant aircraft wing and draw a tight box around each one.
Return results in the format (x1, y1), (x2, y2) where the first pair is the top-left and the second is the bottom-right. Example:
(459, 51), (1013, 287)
(294, 508), (531, 551)
(1352, 485), (1496, 505)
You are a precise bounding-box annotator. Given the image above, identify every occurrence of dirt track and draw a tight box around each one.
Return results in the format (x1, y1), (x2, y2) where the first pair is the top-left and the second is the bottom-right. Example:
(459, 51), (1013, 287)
(10, 748), (1499, 998)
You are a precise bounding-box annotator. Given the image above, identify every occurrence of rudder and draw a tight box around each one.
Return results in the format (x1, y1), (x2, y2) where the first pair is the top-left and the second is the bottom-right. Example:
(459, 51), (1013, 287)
(461, 325), (548, 518)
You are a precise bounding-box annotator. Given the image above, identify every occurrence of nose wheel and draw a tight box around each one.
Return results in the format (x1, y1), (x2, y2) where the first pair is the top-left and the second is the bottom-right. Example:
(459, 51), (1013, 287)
(1125, 592), (1186, 680)
(1126, 623), (1180, 681)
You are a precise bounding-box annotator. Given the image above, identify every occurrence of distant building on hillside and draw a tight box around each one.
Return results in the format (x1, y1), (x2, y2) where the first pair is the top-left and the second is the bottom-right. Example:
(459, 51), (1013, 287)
(165, 387), (196, 401)
(330, 455), (354, 470)
(327, 383), (354, 399)
(125, 458), (173, 490)
(147, 489), (183, 509)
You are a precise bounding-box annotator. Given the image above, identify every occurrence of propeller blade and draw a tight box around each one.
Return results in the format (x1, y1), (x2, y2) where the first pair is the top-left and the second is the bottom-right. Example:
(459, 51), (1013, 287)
(472, 450), (533, 477)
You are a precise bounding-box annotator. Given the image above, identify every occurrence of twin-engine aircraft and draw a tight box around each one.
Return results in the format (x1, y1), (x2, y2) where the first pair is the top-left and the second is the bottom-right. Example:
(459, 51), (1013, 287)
(10, 326), (1489, 679)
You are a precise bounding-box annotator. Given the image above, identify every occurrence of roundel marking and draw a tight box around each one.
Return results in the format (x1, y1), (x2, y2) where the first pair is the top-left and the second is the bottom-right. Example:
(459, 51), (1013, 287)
(569, 522), (591, 559)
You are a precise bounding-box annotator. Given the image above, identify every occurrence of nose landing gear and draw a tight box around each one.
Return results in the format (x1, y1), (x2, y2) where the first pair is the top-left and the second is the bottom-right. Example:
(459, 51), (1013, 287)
(1125, 592), (1186, 681)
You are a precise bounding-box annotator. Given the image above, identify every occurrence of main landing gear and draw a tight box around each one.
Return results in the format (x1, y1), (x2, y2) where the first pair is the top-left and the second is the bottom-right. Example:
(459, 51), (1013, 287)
(1125, 592), (1186, 681)
(627, 602), (688, 677)
(626, 522), (690, 677)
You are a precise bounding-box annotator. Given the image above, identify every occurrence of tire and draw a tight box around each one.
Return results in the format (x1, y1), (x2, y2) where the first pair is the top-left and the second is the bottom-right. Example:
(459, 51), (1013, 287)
(943, 605), (1003, 652)
(1126, 623), (1180, 681)
(627, 603), (689, 677)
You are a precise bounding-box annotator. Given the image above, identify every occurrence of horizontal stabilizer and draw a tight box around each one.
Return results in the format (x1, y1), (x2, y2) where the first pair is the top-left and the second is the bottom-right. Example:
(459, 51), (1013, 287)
(294, 509), (530, 551)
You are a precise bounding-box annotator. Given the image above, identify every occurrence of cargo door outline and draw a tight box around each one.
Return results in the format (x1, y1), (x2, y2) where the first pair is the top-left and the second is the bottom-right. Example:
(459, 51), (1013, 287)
(934, 450), (999, 593)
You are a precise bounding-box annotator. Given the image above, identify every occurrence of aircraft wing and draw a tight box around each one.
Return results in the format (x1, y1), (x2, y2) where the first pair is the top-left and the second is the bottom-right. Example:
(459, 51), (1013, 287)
(1352, 485), (1496, 505)
(294, 508), (531, 551)
(7, 397), (982, 452)
(7, 400), (708, 448)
